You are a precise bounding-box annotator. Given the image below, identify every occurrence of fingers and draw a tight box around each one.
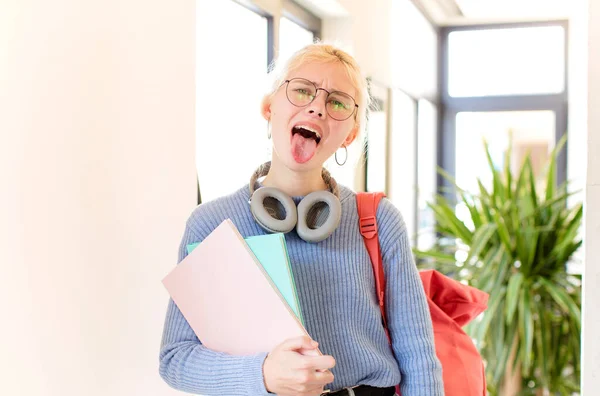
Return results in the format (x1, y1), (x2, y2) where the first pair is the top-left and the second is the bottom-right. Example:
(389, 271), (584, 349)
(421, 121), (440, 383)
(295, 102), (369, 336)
(312, 368), (335, 385)
(294, 354), (336, 371)
(279, 336), (318, 352)
(265, 337), (335, 396)
(290, 372), (332, 396)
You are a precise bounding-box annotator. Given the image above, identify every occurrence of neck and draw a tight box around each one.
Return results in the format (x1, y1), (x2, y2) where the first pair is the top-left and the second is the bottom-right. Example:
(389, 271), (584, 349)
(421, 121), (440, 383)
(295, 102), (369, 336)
(261, 155), (328, 197)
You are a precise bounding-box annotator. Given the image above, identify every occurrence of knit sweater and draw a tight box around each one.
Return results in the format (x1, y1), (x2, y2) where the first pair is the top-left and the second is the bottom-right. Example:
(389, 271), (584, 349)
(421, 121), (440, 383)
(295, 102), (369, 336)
(159, 183), (444, 395)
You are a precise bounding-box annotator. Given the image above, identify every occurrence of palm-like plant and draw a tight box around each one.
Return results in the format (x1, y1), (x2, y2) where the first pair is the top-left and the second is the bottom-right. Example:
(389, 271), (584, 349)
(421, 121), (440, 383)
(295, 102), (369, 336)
(415, 136), (582, 395)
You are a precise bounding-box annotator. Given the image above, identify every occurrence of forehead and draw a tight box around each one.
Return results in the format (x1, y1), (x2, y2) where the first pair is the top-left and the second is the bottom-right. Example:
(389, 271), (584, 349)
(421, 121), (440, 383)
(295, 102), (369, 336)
(287, 62), (357, 97)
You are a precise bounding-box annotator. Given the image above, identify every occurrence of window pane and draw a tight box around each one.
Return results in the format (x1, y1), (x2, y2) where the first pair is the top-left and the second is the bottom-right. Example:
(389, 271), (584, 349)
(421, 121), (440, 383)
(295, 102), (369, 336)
(455, 111), (556, 202)
(196, 0), (269, 202)
(448, 26), (565, 97)
(278, 17), (314, 64)
(388, 89), (417, 244)
(366, 87), (389, 194)
(391, 0), (439, 100)
(416, 100), (437, 251)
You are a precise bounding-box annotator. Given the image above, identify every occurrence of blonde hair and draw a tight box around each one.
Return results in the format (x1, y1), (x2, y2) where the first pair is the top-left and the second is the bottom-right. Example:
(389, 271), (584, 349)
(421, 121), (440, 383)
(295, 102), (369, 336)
(264, 42), (370, 139)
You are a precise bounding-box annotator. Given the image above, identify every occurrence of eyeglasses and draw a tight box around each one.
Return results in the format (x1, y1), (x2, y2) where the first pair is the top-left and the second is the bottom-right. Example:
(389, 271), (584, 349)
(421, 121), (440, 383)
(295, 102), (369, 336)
(283, 78), (358, 121)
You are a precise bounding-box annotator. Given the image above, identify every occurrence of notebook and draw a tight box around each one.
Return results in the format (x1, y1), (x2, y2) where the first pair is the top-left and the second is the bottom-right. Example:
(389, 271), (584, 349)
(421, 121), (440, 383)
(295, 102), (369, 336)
(187, 233), (304, 325)
(163, 219), (317, 356)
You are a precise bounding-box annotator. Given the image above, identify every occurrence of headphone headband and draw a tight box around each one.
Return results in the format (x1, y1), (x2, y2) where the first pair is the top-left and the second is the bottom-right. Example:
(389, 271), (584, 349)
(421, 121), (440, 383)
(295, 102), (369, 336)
(248, 161), (340, 198)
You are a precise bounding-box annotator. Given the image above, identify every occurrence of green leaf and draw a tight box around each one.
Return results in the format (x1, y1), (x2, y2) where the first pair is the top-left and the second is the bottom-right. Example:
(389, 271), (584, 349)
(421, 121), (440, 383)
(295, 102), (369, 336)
(492, 209), (513, 253)
(533, 295), (550, 385)
(484, 140), (506, 203)
(412, 249), (457, 265)
(506, 273), (524, 325)
(467, 222), (497, 264)
(552, 203), (583, 261)
(514, 153), (529, 198)
(519, 288), (534, 375)
(461, 191), (484, 229)
(475, 287), (506, 343)
(493, 319), (517, 384)
(504, 132), (514, 200)
(430, 200), (473, 244)
(539, 277), (581, 327)
(545, 134), (567, 202)
(525, 157), (538, 210)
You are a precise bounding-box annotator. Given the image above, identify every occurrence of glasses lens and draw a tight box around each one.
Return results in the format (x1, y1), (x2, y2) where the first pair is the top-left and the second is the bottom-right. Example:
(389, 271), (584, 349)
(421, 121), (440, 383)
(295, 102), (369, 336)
(326, 92), (355, 120)
(286, 79), (316, 107)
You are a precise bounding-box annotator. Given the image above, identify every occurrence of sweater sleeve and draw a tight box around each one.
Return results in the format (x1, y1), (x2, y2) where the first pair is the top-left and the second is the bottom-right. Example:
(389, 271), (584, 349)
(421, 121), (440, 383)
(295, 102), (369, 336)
(158, 216), (273, 396)
(376, 199), (445, 396)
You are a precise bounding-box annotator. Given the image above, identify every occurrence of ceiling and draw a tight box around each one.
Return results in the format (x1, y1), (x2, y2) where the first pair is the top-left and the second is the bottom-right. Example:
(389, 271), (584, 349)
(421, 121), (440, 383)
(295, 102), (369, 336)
(292, 0), (575, 27)
(455, 0), (573, 19)
(425, 0), (574, 25)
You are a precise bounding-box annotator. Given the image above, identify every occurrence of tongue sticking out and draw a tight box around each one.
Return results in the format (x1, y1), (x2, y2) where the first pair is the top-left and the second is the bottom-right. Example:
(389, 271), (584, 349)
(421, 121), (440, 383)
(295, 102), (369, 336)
(291, 132), (318, 163)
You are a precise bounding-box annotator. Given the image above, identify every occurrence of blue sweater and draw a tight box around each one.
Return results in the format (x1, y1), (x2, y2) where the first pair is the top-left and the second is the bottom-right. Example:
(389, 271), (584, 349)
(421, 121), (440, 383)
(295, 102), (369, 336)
(159, 183), (444, 395)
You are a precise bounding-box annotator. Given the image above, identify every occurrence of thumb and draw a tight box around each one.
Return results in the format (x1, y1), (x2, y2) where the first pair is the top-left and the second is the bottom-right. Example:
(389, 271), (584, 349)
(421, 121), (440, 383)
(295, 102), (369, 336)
(280, 336), (318, 352)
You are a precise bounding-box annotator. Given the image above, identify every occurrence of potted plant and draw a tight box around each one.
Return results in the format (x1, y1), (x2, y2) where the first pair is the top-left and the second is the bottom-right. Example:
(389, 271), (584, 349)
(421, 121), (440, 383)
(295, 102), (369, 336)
(414, 136), (582, 395)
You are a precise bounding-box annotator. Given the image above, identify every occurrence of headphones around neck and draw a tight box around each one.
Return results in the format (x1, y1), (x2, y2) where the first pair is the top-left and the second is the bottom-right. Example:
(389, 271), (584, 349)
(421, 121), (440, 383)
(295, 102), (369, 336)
(248, 162), (342, 243)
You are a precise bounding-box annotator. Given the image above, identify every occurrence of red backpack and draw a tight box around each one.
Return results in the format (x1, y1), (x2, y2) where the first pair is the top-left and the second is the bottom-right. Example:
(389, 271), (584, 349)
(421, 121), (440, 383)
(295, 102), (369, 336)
(357, 192), (489, 396)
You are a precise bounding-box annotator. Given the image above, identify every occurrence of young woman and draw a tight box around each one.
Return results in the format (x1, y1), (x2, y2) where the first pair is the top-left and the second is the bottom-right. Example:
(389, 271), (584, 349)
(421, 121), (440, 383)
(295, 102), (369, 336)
(159, 43), (444, 396)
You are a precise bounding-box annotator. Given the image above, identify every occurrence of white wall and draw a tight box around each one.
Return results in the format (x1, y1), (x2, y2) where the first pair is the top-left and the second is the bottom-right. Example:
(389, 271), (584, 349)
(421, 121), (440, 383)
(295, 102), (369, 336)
(324, 0), (394, 86)
(582, 0), (600, 392)
(0, 1), (196, 395)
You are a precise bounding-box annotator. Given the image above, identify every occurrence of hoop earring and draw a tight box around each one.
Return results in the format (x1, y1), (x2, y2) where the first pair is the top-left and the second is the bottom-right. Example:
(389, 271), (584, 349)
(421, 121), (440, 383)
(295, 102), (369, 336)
(335, 145), (348, 166)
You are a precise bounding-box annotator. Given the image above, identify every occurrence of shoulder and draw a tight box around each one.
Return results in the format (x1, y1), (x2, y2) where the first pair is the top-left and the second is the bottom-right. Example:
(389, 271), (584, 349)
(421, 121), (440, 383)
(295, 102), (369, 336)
(345, 190), (408, 239)
(185, 185), (250, 239)
(376, 197), (407, 231)
(374, 197), (409, 253)
(338, 183), (357, 205)
(352, 191), (407, 229)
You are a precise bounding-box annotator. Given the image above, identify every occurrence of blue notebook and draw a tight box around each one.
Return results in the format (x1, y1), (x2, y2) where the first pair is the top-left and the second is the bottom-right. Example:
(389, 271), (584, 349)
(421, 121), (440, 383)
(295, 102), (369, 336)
(187, 233), (304, 325)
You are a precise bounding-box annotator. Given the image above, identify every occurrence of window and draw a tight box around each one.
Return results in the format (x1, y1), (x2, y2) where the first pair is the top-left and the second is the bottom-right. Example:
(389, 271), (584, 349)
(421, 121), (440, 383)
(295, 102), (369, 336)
(196, 1), (269, 202)
(416, 100), (437, 251)
(455, 110), (556, 197)
(365, 83), (390, 194)
(388, 89), (417, 244)
(278, 17), (314, 64)
(391, 0), (439, 100)
(440, 21), (569, 209)
(448, 25), (566, 97)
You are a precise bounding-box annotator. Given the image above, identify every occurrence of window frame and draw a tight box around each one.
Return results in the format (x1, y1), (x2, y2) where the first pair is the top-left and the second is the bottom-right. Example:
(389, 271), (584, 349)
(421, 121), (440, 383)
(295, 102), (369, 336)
(439, 20), (570, 196)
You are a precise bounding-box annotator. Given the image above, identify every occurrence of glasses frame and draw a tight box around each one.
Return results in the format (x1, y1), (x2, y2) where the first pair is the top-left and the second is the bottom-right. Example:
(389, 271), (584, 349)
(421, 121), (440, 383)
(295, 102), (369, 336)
(282, 78), (359, 121)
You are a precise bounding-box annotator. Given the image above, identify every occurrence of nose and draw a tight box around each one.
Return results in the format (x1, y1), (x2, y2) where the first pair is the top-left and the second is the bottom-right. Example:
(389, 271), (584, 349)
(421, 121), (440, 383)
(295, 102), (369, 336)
(306, 91), (327, 118)
(308, 109), (323, 118)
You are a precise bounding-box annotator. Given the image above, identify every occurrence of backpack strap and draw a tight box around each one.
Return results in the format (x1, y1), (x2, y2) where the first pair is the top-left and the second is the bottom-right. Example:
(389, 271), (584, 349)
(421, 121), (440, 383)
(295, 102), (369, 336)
(356, 192), (389, 341)
(357, 192), (402, 396)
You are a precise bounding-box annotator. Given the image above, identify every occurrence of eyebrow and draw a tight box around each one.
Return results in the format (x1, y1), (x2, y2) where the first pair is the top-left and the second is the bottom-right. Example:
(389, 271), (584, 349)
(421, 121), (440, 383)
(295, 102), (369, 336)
(310, 80), (346, 94)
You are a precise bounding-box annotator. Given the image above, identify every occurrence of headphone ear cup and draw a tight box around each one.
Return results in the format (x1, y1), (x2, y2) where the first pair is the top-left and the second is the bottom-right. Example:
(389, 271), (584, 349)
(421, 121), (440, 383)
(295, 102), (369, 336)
(296, 191), (342, 243)
(250, 187), (297, 233)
